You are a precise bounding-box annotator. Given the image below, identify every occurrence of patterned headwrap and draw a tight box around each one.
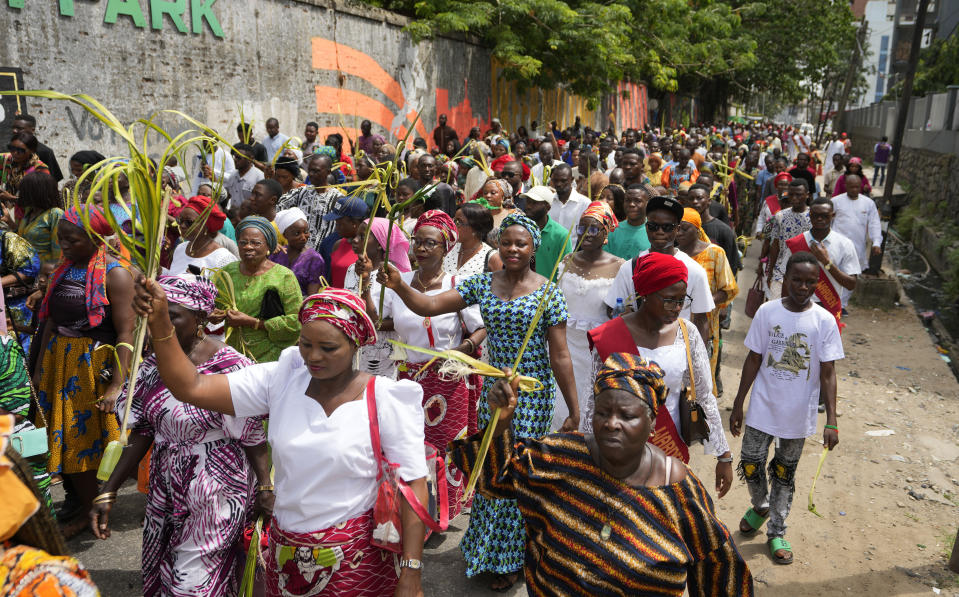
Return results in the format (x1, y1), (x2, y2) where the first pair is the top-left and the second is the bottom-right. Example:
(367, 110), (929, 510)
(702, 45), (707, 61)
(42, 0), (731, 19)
(367, 217), (412, 272)
(158, 274), (218, 313)
(299, 288), (377, 347)
(184, 195), (226, 233)
(500, 212), (541, 249)
(236, 215), (278, 252)
(313, 145), (338, 161)
(414, 210), (458, 253)
(581, 200), (618, 234)
(40, 206), (114, 328)
(632, 252), (687, 297)
(593, 353), (667, 415)
(773, 172), (793, 185)
(63, 206), (113, 237)
(494, 136), (511, 153)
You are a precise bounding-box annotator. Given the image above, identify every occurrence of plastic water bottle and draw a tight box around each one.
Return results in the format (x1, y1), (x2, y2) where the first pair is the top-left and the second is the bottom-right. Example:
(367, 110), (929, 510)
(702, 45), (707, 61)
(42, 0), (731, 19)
(611, 297), (626, 317)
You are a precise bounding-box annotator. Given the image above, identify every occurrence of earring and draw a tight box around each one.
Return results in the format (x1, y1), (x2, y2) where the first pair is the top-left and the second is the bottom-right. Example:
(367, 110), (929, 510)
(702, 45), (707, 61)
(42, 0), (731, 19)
(196, 327), (205, 339)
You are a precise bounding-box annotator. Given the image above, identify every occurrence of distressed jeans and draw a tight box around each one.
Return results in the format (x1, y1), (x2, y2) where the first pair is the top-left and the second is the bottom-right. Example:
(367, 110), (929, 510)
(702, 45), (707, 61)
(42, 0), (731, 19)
(738, 426), (805, 538)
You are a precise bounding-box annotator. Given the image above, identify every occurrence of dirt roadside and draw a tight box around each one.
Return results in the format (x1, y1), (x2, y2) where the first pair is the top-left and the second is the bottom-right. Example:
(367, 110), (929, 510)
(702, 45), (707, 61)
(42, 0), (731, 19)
(699, 243), (959, 596)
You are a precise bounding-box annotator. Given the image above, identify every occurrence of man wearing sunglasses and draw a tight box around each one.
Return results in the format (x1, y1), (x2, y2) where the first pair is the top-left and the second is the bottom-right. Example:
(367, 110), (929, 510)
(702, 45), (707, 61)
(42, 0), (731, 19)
(604, 195), (714, 341)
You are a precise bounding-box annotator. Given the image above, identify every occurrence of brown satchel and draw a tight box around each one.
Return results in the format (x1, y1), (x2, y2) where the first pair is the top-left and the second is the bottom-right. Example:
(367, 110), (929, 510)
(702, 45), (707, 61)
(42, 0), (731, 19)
(744, 267), (766, 319)
(678, 319), (710, 446)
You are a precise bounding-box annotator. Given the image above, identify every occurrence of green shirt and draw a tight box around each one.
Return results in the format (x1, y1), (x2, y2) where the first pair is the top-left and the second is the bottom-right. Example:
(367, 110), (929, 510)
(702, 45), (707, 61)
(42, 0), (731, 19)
(535, 217), (573, 279)
(605, 221), (650, 260)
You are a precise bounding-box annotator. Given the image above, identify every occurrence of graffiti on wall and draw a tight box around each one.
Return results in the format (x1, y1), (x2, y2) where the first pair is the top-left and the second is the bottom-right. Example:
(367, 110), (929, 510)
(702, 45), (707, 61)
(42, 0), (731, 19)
(489, 59), (599, 135)
(613, 81), (649, 132)
(311, 37), (488, 149)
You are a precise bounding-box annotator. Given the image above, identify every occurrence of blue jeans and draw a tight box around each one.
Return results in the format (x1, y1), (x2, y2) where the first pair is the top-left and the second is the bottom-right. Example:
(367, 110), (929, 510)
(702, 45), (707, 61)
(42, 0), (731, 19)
(873, 163), (887, 187)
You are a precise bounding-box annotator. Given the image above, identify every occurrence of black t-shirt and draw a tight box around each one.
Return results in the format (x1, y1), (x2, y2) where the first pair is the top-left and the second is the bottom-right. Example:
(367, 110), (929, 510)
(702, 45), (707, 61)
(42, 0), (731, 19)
(703, 217), (741, 273)
(36, 142), (63, 182)
(788, 167), (816, 197)
(252, 142), (269, 164)
(709, 200), (730, 224)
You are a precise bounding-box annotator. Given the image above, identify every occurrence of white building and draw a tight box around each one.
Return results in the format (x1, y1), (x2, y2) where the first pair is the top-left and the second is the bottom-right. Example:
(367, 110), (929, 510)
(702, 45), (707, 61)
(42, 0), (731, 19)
(857, 0), (897, 108)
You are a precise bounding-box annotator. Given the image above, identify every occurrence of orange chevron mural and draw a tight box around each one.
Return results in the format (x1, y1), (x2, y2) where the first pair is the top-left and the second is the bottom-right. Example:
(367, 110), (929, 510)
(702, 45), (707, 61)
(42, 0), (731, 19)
(311, 38), (429, 145)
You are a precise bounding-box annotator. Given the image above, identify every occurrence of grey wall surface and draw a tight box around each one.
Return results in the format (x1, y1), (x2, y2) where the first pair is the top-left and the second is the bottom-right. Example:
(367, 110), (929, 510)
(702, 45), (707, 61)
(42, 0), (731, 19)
(0, 0), (491, 168)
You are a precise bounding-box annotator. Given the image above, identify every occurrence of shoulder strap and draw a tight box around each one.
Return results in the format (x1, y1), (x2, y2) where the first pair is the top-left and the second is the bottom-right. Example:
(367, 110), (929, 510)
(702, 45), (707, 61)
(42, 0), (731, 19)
(366, 376), (449, 533)
(678, 319), (696, 400)
(364, 376), (383, 475)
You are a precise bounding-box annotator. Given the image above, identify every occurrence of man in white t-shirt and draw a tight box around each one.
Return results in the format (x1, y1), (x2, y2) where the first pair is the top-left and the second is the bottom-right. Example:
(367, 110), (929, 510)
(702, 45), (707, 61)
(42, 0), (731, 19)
(729, 251), (843, 565)
(604, 196), (715, 341)
(530, 141), (563, 186)
(223, 143), (265, 214)
(831, 174), (882, 270)
(547, 163), (590, 245)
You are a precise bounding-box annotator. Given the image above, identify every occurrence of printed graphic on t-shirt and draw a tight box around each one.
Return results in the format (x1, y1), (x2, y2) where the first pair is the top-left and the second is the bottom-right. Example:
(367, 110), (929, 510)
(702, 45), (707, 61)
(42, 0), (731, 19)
(764, 325), (812, 381)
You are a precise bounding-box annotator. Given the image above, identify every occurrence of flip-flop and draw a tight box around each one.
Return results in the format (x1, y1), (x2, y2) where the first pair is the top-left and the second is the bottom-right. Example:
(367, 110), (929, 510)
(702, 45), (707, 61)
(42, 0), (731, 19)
(739, 507), (768, 535)
(768, 537), (794, 565)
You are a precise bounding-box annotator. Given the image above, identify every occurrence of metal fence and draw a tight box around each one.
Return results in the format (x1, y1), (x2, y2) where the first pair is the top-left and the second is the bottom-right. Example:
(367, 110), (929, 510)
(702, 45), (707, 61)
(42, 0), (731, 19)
(846, 85), (959, 155)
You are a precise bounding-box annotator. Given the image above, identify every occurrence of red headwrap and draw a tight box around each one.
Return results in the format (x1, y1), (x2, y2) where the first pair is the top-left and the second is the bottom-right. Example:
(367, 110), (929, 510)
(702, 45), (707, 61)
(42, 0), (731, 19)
(632, 252), (688, 298)
(773, 172), (793, 185)
(184, 195), (226, 233)
(63, 205), (113, 237)
(298, 288), (377, 347)
(414, 209), (458, 253)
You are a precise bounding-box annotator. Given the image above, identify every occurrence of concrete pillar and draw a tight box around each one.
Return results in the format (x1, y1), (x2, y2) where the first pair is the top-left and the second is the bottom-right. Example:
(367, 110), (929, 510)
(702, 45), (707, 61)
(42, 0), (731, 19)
(946, 85), (959, 130)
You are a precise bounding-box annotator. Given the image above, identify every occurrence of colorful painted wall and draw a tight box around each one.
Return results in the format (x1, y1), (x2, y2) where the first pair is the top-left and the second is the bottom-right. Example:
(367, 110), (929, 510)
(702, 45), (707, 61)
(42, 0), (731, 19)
(1, 0), (667, 168)
(0, 0), (491, 163)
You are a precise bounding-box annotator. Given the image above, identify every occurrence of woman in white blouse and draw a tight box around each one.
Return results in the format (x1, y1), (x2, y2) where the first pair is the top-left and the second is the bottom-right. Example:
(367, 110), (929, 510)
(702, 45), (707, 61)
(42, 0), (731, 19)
(585, 252), (734, 500)
(376, 210), (486, 519)
(131, 283), (428, 597)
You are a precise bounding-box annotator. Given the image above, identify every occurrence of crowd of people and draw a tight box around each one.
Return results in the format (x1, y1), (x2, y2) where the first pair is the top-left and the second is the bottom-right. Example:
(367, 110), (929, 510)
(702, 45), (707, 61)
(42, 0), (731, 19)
(0, 111), (887, 596)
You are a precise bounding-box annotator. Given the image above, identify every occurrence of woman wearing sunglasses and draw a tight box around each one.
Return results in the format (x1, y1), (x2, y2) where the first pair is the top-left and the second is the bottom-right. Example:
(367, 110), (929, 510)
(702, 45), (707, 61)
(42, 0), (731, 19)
(552, 201), (623, 431)
(0, 132), (49, 203)
(594, 197), (733, 500)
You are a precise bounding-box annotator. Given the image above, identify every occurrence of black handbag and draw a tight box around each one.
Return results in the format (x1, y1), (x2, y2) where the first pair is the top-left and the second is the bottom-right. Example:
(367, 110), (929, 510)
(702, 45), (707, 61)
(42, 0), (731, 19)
(257, 288), (285, 321)
(678, 319), (710, 446)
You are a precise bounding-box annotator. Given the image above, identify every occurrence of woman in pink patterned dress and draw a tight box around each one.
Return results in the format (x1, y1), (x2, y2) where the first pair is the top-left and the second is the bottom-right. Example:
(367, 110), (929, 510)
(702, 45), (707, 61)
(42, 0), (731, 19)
(90, 274), (271, 597)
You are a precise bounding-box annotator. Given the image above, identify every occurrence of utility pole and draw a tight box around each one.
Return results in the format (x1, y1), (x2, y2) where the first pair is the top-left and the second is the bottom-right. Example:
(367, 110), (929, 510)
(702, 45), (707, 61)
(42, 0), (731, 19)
(833, 18), (869, 134)
(870, 0), (930, 275)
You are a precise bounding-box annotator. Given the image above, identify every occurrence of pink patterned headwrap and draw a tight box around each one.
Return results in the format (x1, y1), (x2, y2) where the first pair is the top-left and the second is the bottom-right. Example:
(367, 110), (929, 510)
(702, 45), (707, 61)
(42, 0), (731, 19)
(298, 288), (377, 347)
(366, 217), (412, 272)
(414, 210), (458, 253)
(158, 274), (218, 313)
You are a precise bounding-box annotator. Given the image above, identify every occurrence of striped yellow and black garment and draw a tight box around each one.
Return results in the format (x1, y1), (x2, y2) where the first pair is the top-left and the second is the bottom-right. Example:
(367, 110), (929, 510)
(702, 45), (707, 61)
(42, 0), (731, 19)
(449, 430), (753, 596)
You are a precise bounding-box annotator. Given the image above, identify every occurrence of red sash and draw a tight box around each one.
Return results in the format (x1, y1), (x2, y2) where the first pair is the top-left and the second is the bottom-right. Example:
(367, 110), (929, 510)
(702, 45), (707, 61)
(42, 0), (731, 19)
(785, 234), (845, 332)
(587, 318), (690, 463)
(764, 194), (781, 216)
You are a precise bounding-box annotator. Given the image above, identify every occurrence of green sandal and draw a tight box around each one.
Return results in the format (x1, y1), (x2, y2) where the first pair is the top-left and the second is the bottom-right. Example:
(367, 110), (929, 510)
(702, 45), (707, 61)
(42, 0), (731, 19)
(739, 507), (768, 535)
(768, 537), (793, 565)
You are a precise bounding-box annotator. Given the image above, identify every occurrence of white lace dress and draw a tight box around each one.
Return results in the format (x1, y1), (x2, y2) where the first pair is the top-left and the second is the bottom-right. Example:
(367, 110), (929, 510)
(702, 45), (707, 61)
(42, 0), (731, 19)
(442, 242), (495, 280)
(552, 263), (619, 431)
(583, 318), (730, 457)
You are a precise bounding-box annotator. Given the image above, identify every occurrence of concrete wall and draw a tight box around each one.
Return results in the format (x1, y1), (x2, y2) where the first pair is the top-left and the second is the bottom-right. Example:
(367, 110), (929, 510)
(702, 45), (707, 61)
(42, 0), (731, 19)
(0, 0), (491, 166)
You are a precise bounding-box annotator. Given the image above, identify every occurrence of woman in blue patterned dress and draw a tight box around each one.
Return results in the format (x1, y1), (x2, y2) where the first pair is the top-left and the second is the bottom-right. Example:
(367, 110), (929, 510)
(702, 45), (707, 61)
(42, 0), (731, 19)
(379, 212), (579, 592)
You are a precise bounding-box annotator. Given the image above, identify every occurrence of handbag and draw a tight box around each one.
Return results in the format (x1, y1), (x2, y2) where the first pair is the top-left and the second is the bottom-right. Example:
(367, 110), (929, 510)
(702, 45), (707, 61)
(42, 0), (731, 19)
(365, 377), (449, 553)
(11, 371), (49, 459)
(257, 288), (285, 321)
(678, 319), (710, 447)
(744, 268), (766, 319)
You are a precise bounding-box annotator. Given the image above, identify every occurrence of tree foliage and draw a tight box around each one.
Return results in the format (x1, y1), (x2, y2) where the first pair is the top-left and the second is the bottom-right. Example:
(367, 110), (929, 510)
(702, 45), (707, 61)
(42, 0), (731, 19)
(364, 0), (859, 113)
(887, 33), (959, 98)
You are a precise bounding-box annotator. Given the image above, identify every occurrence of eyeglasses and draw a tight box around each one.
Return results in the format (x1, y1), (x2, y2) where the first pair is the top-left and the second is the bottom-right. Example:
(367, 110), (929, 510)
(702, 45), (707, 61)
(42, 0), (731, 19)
(411, 238), (441, 250)
(655, 293), (691, 308)
(6, 145), (27, 154)
(238, 239), (265, 248)
(575, 224), (602, 236)
(497, 171), (518, 179)
(646, 222), (677, 232)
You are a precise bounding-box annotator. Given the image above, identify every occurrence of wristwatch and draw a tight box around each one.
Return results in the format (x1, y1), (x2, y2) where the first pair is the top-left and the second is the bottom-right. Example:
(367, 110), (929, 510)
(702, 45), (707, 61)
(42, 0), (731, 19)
(399, 558), (423, 570)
